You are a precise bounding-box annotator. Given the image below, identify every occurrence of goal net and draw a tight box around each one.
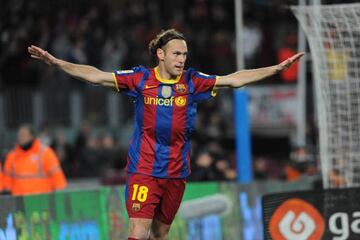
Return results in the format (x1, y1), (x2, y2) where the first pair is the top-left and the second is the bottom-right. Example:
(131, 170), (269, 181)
(291, 3), (360, 188)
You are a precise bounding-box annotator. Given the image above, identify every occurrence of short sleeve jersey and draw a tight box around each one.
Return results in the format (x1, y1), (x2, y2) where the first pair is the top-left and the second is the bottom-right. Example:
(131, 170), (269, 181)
(113, 66), (217, 178)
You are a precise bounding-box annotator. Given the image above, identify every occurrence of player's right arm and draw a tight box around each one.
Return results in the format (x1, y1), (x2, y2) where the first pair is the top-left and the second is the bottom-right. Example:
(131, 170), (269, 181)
(28, 45), (115, 88)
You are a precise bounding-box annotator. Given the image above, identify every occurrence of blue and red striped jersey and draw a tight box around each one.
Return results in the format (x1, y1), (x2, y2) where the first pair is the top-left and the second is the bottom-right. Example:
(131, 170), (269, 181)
(113, 66), (217, 178)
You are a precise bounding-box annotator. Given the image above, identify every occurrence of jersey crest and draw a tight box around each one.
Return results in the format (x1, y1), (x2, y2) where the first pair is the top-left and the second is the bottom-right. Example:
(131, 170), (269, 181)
(174, 83), (187, 94)
(161, 85), (172, 98)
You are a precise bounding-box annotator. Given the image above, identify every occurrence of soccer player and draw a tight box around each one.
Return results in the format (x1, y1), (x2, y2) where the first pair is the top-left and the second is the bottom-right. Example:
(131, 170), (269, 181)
(28, 29), (303, 240)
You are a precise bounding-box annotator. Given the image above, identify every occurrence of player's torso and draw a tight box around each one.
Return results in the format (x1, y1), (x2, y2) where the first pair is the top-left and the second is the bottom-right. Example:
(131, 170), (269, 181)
(134, 69), (196, 146)
(126, 69), (195, 177)
(118, 66), (216, 177)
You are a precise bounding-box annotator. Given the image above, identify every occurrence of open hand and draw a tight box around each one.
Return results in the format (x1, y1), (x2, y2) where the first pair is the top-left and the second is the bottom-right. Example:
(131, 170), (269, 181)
(28, 45), (58, 65)
(277, 52), (305, 72)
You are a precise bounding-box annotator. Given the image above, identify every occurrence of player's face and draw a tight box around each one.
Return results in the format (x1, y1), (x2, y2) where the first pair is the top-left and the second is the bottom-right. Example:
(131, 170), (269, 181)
(162, 39), (188, 77)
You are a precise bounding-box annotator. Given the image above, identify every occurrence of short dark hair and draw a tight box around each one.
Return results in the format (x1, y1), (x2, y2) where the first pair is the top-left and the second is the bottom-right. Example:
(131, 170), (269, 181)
(148, 29), (186, 56)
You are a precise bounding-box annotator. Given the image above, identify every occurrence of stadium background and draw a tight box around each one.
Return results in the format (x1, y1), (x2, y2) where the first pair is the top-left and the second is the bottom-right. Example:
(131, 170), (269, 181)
(0, 0), (358, 239)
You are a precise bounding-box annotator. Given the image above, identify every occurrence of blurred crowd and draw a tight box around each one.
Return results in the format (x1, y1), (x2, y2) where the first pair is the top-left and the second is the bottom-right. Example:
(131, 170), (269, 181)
(0, 0), (303, 90)
(39, 122), (128, 184)
(0, 0), (319, 183)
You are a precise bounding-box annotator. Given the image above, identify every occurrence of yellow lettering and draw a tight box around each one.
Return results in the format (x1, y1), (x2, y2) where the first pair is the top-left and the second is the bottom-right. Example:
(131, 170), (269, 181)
(132, 184), (149, 202)
(144, 96), (175, 106)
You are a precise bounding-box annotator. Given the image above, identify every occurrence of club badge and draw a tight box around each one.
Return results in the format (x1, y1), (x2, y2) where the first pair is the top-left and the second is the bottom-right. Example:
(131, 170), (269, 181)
(161, 85), (172, 98)
(174, 83), (187, 94)
(132, 203), (141, 212)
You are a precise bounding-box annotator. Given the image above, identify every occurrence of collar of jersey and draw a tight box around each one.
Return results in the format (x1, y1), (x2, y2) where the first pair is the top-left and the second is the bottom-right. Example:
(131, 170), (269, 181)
(154, 67), (181, 84)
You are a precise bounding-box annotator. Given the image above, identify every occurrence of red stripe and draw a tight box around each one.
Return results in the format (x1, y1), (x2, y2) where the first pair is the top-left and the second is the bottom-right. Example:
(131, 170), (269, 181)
(136, 78), (157, 175)
(168, 80), (188, 177)
(192, 74), (216, 94)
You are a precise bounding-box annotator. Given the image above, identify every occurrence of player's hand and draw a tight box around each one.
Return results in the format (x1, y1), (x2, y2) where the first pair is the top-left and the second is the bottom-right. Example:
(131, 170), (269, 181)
(277, 52), (305, 72)
(28, 45), (58, 66)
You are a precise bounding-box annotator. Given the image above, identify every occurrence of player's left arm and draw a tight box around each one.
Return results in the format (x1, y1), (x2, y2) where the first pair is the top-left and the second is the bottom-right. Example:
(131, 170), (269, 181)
(215, 52), (304, 88)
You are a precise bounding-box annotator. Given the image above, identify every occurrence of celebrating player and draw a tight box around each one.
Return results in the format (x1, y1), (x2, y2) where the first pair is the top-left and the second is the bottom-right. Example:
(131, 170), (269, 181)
(28, 29), (303, 240)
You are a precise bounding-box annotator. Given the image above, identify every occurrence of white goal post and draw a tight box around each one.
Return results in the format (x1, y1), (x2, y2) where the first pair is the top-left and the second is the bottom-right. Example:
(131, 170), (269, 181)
(291, 3), (360, 188)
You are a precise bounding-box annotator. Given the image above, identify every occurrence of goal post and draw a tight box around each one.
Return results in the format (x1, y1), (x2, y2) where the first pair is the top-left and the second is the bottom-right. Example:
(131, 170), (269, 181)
(291, 3), (360, 188)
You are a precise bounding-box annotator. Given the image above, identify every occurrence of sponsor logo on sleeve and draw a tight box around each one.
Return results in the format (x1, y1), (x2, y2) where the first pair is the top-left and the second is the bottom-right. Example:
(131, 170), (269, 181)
(116, 70), (134, 75)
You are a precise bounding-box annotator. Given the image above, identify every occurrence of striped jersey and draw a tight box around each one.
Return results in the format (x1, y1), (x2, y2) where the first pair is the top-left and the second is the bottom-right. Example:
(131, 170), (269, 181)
(113, 66), (217, 178)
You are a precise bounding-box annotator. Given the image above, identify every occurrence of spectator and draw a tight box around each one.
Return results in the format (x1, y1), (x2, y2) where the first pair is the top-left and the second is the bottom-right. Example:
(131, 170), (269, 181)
(3, 124), (67, 196)
(253, 156), (268, 180)
(50, 128), (74, 178)
(282, 162), (302, 182)
(253, 155), (284, 180)
(74, 132), (102, 178)
(98, 132), (121, 176)
(38, 123), (51, 146)
(328, 169), (346, 188)
(0, 162), (3, 193)
(214, 156), (237, 181)
(99, 132), (127, 185)
(283, 146), (314, 181)
(277, 33), (299, 83)
(189, 151), (222, 181)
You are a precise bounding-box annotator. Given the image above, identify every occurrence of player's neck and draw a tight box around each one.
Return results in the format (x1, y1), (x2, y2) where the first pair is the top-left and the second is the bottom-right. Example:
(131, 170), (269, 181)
(156, 65), (177, 80)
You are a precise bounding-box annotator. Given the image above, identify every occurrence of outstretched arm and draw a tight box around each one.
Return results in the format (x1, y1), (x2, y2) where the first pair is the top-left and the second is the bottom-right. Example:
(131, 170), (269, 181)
(215, 52), (304, 88)
(28, 45), (115, 88)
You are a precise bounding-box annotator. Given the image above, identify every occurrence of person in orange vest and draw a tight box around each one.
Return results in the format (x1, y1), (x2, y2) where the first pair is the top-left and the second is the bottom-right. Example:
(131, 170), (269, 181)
(0, 162), (3, 193)
(3, 124), (67, 196)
